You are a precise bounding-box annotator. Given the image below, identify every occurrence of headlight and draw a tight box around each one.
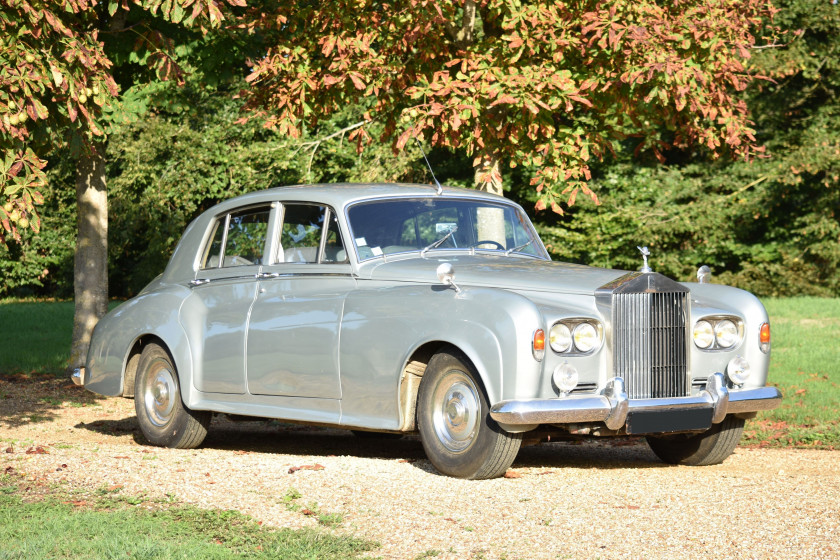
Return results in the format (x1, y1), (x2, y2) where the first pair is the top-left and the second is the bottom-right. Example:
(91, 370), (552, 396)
(549, 323), (572, 353)
(714, 319), (739, 348)
(694, 317), (743, 350)
(693, 320), (715, 349)
(573, 323), (599, 353)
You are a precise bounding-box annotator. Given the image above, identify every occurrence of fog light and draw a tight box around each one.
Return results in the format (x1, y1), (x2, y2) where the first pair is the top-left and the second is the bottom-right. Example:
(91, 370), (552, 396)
(552, 363), (579, 395)
(727, 356), (751, 385)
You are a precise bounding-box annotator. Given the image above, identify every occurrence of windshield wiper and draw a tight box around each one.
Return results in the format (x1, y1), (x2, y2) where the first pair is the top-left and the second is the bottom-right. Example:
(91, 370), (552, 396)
(421, 226), (458, 256)
(504, 238), (535, 256)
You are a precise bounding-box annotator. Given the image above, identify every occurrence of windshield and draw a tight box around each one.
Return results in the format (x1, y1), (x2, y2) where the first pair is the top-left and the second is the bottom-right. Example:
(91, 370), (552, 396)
(347, 197), (548, 261)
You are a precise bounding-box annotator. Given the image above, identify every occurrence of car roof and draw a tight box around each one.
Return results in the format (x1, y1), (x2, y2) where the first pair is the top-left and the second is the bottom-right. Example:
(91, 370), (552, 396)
(206, 182), (509, 214)
(161, 183), (520, 283)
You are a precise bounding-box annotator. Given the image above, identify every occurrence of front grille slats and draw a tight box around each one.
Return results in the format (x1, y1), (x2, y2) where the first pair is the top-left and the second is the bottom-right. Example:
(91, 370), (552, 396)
(613, 290), (687, 399)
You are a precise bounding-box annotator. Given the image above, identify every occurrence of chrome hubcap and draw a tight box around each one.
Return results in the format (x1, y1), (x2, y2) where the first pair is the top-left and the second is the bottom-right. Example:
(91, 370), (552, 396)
(432, 371), (480, 453)
(144, 366), (176, 427)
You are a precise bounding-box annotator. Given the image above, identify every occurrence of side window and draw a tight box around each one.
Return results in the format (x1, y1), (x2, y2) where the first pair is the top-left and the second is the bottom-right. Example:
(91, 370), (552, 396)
(225, 208), (270, 266)
(201, 219), (225, 269)
(277, 205), (347, 264)
(200, 207), (270, 269)
(280, 205), (325, 264)
(322, 211), (348, 263)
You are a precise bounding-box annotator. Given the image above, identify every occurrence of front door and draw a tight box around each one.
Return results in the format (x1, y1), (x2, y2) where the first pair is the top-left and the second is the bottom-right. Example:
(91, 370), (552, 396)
(246, 204), (355, 398)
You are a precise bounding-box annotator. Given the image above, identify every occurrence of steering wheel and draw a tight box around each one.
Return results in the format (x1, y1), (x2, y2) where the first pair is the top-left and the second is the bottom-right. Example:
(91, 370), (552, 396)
(472, 240), (504, 250)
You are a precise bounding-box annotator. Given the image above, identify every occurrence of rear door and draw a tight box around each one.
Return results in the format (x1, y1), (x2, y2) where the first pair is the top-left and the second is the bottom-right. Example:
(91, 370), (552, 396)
(181, 205), (272, 394)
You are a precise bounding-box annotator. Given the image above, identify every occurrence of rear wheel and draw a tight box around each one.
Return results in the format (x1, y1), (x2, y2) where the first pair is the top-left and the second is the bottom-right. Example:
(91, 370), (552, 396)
(134, 343), (210, 449)
(646, 414), (745, 466)
(417, 349), (521, 479)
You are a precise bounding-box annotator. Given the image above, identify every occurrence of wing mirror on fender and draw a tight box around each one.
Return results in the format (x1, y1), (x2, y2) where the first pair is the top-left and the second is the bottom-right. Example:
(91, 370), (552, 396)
(436, 262), (461, 294)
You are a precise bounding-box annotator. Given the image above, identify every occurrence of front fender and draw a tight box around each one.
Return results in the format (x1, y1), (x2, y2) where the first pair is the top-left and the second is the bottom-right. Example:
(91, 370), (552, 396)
(338, 283), (544, 429)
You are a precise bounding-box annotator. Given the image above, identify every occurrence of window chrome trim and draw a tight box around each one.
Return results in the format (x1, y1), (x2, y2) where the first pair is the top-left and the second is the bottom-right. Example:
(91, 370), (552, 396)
(343, 195), (550, 264)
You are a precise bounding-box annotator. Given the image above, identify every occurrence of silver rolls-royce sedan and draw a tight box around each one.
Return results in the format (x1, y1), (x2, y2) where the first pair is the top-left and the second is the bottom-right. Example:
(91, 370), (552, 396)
(73, 183), (781, 479)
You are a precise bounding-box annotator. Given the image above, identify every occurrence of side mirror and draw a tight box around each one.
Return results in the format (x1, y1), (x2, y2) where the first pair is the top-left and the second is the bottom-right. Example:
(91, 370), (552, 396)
(436, 262), (461, 293)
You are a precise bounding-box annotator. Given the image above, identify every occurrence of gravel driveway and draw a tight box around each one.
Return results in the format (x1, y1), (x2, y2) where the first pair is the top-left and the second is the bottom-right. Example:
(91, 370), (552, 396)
(2, 376), (838, 559)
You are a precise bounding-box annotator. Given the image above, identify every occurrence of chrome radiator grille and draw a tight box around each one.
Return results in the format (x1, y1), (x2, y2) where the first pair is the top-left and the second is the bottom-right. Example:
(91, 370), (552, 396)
(612, 291), (688, 399)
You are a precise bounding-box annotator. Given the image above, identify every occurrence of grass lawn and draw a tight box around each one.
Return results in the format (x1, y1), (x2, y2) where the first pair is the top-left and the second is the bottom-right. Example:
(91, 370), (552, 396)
(744, 298), (840, 449)
(0, 479), (375, 560)
(0, 300), (76, 375)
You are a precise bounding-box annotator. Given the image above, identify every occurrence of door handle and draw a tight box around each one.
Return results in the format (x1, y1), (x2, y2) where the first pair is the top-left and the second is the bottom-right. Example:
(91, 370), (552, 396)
(189, 278), (210, 287)
(257, 272), (281, 279)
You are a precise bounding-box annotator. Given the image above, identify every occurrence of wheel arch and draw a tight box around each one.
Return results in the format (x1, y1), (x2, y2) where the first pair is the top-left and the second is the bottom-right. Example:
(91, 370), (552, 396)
(121, 334), (171, 398)
(397, 340), (496, 432)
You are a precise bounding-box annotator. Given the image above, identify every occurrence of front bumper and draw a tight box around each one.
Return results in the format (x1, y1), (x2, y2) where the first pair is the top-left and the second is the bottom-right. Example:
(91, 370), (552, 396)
(489, 373), (781, 432)
(71, 367), (85, 387)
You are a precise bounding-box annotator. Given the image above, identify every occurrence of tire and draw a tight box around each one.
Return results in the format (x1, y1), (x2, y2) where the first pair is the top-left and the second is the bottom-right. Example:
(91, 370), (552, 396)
(646, 414), (745, 466)
(417, 349), (522, 479)
(134, 343), (211, 449)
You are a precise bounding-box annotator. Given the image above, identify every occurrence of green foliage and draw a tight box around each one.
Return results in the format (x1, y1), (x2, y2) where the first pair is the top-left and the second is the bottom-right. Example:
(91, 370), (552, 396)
(0, 156), (76, 297)
(103, 72), (428, 295)
(538, 160), (839, 296)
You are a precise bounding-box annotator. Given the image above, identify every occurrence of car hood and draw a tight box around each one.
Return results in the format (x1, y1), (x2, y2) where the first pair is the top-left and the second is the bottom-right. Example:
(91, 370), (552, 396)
(362, 254), (629, 295)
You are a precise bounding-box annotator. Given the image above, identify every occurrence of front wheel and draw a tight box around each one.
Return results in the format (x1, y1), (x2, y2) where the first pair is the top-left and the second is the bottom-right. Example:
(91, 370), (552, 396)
(134, 343), (211, 449)
(646, 414), (745, 466)
(417, 349), (522, 479)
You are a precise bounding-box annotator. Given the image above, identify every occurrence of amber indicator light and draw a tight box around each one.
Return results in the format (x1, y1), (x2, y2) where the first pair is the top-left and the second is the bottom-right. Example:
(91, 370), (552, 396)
(533, 329), (546, 351)
(760, 323), (771, 344)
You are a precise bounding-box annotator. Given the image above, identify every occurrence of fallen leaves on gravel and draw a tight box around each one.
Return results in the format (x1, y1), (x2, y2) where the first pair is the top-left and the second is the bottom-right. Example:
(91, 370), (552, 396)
(288, 463), (325, 474)
(503, 470), (521, 478)
(25, 446), (48, 454)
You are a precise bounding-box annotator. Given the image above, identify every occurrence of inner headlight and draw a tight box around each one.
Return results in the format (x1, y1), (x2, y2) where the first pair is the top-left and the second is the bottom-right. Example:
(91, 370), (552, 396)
(714, 319), (740, 348)
(693, 320), (715, 349)
(573, 323), (599, 353)
(549, 323), (572, 353)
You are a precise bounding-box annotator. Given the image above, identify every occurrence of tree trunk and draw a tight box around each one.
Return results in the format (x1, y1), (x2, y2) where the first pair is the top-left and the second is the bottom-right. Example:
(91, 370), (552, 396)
(474, 151), (507, 247)
(69, 149), (108, 371)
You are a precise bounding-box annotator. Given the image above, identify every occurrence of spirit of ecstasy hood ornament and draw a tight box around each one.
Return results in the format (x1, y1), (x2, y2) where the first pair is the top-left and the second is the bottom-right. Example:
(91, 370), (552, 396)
(637, 246), (652, 273)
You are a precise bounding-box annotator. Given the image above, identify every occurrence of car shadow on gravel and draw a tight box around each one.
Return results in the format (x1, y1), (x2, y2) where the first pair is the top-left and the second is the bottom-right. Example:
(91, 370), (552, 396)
(0, 374), (108, 428)
(77, 414), (669, 472)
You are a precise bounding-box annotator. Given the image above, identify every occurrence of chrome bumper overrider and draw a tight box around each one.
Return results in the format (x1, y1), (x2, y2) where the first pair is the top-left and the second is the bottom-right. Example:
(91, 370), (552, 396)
(71, 367), (85, 387)
(489, 373), (782, 430)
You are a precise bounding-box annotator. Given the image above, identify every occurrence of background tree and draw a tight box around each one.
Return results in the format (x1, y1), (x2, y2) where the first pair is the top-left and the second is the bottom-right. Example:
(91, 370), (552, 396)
(0, 0), (244, 370)
(537, 0), (839, 296)
(240, 0), (775, 212)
